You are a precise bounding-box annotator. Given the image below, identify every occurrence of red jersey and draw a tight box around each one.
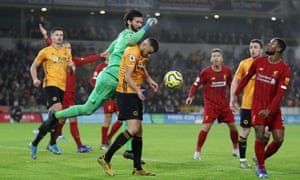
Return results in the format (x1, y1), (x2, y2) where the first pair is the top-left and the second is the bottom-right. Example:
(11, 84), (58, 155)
(188, 65), (233, 109)
(90, 61), (108, 87)
(235, 56), (291, 114)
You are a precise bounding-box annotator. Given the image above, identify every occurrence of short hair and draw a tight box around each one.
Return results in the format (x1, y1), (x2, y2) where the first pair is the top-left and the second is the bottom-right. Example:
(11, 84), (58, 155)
(211, 48), (222, 54)
(50, 27), (63, 34)
(250, 39), (263, 48)
(147, 37), (159, 53)
(123, 9), (143, 27)
(274, 37), (286, 53)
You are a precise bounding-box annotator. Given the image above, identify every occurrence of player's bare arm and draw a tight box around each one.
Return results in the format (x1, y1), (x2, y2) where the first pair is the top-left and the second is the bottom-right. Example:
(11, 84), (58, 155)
(124, 66), (145, 101)
(230, 77), (240, 112)
(30, 61), (41, 88)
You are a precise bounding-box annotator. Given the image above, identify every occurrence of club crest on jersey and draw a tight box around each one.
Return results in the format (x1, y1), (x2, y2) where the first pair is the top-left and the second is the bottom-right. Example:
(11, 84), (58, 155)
(53, 56), (59, 63)
(129, 55), (136, 62)
(223, 74), (227, 80)
(137, 62), (144, 68)
(52, 96), (57, 101)
(211, 77), (216, 80)
(272, 70), (278, 77)
(259, 67), (264, 71)
(285, 77), (290, 85)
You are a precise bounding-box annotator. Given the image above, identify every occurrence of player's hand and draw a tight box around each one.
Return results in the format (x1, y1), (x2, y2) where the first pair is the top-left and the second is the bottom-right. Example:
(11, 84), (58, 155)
(143, 17), (158, 31)
(33, 79), (41, 88)
(137, 89), (146, 101)
(258, 109), (270, 119)
(230, 95), (240, 112)
(66, 60), (75, 74)
(146, 17), (158, 27)
(186, 97), (193, 105)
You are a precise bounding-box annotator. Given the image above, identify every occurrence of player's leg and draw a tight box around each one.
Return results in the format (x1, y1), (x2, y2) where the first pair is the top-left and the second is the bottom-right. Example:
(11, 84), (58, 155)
(194, 123), (212, 160)
(238, 109), (252, 168)
(265, 113), (284, 160)
(68, 117), (92, 153)
(254, 124), (267, 177)
(52, 73), (117, 120)
(30, 87), (63, 159)
(100, 110), (112, 150)
(106, 102), (122, 143)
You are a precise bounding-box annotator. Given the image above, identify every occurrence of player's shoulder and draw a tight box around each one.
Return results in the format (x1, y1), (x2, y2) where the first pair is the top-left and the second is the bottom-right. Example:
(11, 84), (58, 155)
(240, 57), (253, 64)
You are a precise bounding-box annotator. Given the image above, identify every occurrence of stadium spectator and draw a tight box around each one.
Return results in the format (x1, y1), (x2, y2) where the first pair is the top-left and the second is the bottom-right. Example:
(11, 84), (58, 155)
(186, 48), (239, 160)
(232, 38), (291, 178)
(98, 37), (159, 176)
(10, 99), (23, 123)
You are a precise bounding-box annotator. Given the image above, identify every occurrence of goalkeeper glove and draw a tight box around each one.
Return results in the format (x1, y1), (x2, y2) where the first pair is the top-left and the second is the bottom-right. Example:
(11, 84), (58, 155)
(143, 17), (158, 31)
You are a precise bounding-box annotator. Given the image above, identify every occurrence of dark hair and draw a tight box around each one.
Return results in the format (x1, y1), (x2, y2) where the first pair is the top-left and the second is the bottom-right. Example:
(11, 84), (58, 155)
(50, 27), (63, 34)
(211, 48), (222, 54)
(250, 39), (263, 48)
(274, 37), (286, 53)
(123, 9), (143, 27)
(147, 37), (159, 53)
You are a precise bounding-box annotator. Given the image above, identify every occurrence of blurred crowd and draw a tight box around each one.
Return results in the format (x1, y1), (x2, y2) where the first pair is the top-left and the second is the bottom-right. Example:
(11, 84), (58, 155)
(0, 39), (299, 114)
(1, 11), (300, 113)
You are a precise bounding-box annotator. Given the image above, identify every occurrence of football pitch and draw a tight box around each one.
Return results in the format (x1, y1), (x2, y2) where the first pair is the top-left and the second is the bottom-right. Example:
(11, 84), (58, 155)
(0, 123), (300, 180)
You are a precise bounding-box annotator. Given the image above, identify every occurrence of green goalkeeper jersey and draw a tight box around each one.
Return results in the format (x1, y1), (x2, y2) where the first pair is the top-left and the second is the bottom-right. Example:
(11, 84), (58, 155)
(103, 28), (146, 79)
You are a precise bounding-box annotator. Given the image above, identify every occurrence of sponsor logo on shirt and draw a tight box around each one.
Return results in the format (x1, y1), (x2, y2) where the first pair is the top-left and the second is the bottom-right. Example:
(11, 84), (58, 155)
(211, 81), (226, 87)
(257, 73), (276, 85)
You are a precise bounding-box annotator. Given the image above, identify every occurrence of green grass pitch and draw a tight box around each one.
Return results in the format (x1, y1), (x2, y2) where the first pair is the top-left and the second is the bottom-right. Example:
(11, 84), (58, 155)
(0, 123), (300, 179)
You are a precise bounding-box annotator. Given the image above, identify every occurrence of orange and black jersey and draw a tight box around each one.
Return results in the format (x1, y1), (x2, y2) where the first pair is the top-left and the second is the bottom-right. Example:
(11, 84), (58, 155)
(116, 45), (147, 94)
(34, 45), (72, 91)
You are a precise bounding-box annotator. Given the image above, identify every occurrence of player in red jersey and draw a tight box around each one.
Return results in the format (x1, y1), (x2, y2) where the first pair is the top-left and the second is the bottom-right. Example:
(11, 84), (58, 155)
(186, 48), (239, 160)
(89, 58), (122, 150)
(232, 38), (291, 178)
(39, 24), (104, 153)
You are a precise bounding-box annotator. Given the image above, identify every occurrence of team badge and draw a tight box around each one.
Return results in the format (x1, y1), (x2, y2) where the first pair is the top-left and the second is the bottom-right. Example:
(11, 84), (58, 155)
(133, 111), (138, 116)
(53, 56), (58, 63)
(52, 96), (57, 102)
(129, 55), (136, 62)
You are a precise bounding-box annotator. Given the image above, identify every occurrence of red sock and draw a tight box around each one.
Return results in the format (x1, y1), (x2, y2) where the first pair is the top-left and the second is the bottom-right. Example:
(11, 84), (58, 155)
(265, 141), (281, 159)
(107, 120), (122, 140)
(55, 123), (64, 139)
(196, 130), (208, 152)
(70, 121), (82, 148)
(255, 140), (266, 170)
(102, 126), (108, 145)
(230, 130), (239, 149)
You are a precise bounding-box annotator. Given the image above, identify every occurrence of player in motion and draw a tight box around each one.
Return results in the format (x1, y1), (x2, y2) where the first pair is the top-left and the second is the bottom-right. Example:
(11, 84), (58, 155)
(29, 26), (72, 159)
(98, 37), (159, 176)
(230, 39), (270, 168)
(47, 9), (157, 149)
(186, 48), (239, 160)
(39, 24), (103, 153)
(232, 38), (291, 178)
(89, 58), (122, 150)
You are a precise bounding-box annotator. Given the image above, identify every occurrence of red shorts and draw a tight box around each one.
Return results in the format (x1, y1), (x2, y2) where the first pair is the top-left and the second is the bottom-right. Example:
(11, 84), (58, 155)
(252, 110), (284, 131)
(62, 91), (75, 109)
(203, 106), (235, 124)
(103, 99), (118, 113)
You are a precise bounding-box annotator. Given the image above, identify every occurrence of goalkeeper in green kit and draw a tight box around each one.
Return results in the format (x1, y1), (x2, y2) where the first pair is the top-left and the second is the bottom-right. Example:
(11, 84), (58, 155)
(42, 9), (157, 151)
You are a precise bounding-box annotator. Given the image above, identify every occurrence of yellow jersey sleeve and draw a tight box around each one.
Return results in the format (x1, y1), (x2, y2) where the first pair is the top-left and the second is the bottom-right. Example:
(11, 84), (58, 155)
(35, 46), (72, 91)
(117, 45), (147, 94)
(234, 57), (255, 109)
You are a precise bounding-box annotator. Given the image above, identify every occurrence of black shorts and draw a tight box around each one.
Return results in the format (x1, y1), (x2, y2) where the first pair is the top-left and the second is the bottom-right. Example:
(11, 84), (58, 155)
(240, 109), (252, 128)
(116, 92), (143, 121)
(44, 86), (64, 109)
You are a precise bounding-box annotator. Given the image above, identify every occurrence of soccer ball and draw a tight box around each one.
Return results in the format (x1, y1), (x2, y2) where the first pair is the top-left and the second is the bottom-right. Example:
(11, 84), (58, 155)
(164, 71), (183, 89)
